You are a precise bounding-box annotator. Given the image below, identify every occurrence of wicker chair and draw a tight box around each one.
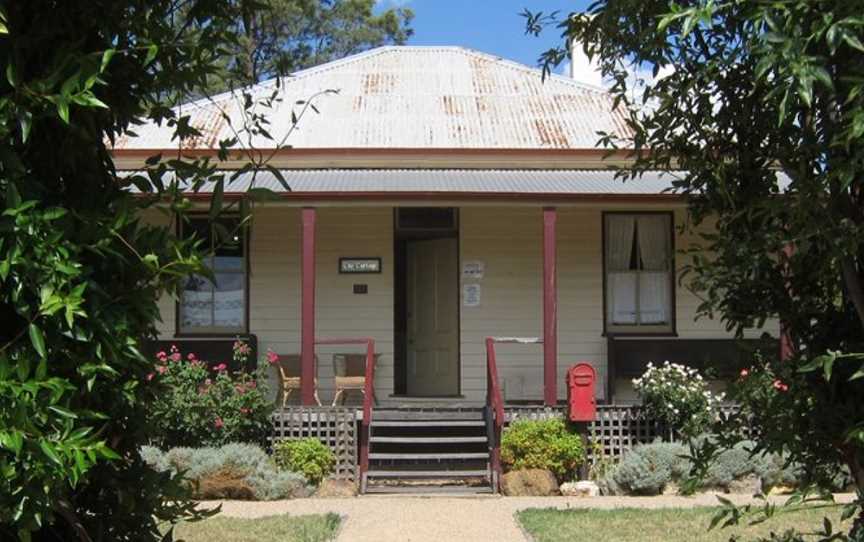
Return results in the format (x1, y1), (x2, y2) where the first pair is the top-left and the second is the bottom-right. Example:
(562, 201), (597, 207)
(331, 353), (379, 406)
(275, 354), (321, 406)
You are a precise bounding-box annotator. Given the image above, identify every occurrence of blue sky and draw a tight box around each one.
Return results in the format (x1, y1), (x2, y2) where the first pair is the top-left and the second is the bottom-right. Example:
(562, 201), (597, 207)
(376, 1), (593, 71)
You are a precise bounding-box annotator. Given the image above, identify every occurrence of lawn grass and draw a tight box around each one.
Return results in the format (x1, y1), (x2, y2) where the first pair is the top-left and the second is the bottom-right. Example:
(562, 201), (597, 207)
(517, 506), (850, 542)
(169, 513), (340, 542)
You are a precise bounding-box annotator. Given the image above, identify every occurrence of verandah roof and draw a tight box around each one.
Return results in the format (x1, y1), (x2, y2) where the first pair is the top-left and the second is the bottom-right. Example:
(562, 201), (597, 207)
(123, 168), (791, 198)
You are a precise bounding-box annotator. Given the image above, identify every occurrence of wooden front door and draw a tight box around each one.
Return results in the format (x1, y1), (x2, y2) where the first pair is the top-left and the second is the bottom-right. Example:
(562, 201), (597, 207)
(406, 238), (459, 396)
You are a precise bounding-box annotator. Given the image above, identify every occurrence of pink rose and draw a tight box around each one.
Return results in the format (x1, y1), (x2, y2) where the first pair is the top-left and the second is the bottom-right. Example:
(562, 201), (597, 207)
(156, 365), (168, 375)
(214, 417), (224, 429)
(266, 350), (279, 365)
(739, 368), (749, 378)
(772, 379), (789, 392)
(214, 363), (228, 372)
(156, 351), (167, 362)
(170, 352), (181, 362)
(187, 353), (197, 361)
(235, 384), (246, 394)
(247, 380), (257, 389)
(146, 373), (155, 381)
(170, 344), (178, 353)
(240, 407), (250, 415)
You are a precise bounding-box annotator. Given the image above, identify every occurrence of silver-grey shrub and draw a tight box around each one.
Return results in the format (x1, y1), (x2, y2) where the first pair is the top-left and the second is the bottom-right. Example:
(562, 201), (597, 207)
(612, 441), (690, 495)
(142, 444), (310, 500)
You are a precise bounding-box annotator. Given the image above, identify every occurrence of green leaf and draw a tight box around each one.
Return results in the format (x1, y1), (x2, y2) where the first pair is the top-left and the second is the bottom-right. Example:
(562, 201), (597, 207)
(19, 111), (31, 143)
(144, 43), (158, 66)
(209, 178), (224, 221)
(48, 406), (78, 419)
(39, 440), (62, 465)
(28, 324), (46, 358)
(56, 99), (70, 124)
(5, 62), (15, 87)
(100, 49), (116, 73)
(98, 445), (121, 460)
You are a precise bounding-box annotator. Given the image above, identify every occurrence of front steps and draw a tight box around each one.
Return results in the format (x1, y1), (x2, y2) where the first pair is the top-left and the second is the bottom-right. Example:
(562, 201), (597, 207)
(361, 408), (496, 494)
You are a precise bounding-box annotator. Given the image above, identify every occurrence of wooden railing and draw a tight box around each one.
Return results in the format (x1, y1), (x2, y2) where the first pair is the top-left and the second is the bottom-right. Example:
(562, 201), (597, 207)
(485, 336), (541, 491)
(315, 337), (376, 478)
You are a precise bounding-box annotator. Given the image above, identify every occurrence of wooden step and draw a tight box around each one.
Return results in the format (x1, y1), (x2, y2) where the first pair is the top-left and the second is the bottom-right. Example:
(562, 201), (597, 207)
(372, 410), (485, 421)
(369, 452), (489, 460)
(364, 485), (494, 494)
(371, 420), (486, 427)
(370, 436), (487, 444)
(365, 470), (489, 478)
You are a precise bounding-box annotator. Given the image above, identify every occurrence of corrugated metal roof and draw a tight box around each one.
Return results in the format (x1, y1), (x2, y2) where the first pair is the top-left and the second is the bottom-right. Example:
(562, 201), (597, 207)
(125, 169), (790, 195)
(113, 46), (631, 151)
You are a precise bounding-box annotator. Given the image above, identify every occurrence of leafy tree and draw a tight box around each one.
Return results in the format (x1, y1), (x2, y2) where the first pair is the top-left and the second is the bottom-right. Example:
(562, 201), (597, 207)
(528, 0), (864, 537)
(224, 0), (414, 86)
(0, 0), (321, 539)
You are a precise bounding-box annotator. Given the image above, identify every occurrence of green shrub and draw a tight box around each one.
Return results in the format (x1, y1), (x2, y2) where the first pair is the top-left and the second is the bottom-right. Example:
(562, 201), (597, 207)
(500, 418), (585, 480)
(147, 342), (274, 448)
(142, 443), (310, 500)
(632, 361), (724, 437)
(272, 438), (335, 485)
(612, 441), (690, 495)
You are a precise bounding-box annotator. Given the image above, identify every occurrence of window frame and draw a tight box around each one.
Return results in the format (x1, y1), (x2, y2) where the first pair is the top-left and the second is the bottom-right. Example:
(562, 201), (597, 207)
(601, 211), (677, 337)
(175, 214), (250, 337)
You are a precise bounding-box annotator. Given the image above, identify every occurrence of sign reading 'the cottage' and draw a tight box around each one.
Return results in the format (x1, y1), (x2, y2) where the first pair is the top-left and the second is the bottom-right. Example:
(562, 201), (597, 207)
(339, 257), (381, 274)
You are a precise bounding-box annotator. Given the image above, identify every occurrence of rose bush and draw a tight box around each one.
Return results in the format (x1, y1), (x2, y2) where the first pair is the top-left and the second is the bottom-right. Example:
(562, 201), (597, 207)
(148, 341), (274, 448)
(633, 361), (725, 438)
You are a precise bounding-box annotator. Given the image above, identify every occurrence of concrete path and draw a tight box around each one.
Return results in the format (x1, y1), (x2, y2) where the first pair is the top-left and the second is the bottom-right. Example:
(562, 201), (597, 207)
(206, 493), (856, 542)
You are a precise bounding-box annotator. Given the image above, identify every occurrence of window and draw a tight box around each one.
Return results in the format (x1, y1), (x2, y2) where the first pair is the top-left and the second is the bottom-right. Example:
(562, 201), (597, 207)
(604, 213), (674, 333)
(178, 217), (247, 334)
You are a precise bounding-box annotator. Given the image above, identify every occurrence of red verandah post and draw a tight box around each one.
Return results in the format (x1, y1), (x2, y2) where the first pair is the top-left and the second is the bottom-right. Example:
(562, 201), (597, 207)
(543, 207), (558, 406)
(300, 207), (317, 405)
(485, 338), (504, 488)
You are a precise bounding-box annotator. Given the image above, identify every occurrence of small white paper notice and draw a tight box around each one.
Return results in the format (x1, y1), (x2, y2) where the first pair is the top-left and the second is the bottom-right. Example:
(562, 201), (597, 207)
(462, 260), (485, 280)
(463, 283), (481, 307)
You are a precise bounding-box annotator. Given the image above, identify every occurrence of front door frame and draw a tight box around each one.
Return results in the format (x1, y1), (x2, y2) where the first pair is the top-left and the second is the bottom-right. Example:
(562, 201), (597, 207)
(393, 207), (461, 397)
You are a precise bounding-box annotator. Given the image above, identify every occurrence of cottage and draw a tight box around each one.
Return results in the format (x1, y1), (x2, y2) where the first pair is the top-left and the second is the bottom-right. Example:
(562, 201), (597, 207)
(113, 46), (779, 491)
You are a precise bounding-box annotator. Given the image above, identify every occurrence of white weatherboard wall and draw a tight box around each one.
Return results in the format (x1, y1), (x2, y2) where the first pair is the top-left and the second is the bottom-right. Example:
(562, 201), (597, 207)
(148, 203), (775, 406)
(459, 207), (544, 403)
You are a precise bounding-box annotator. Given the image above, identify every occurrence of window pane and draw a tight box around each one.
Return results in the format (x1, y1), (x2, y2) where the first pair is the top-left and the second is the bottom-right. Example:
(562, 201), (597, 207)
(185, 218), (212, 251)
(637, 215), (670, 271)
(607, 272), (638, 324)
(180, 216), (246, 332)
(213, 219), (243, 257)
(213, 272), (244, 328)
(214, 255), (243, 272)
(605, 215), (636, 271)
(180, 275), (213, 329)
(639, 271), (670, 324)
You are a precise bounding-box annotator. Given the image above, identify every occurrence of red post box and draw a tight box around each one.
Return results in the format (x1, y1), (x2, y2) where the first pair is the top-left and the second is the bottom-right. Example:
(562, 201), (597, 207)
(567, 363), (596, 422)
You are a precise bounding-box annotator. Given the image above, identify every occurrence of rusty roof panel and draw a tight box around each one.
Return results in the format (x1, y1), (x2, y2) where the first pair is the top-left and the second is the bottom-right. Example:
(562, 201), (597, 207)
(113, 46), (633, 150)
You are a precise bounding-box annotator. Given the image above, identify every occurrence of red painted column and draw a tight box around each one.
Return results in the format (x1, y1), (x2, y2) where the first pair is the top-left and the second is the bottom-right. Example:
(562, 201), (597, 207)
(543, 207), (558, 406)
(300, 208), (317, 405)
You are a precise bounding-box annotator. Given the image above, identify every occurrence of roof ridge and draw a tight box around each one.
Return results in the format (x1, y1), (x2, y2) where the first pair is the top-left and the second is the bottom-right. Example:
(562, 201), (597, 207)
(178, 45), (610, 111)
(448, 46), (610, 95)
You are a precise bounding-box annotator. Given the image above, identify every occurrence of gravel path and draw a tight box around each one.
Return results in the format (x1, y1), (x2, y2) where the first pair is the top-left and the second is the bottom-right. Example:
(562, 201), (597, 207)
(203, 493), (856, 542)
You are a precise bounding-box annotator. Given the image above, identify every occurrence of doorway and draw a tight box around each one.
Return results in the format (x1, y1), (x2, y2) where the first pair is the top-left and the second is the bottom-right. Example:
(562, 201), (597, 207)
(393, 208), (460, 396)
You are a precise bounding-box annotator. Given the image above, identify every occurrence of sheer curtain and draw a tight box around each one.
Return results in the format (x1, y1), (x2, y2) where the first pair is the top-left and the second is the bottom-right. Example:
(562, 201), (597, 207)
(637, 215), (671, 324)
(606, 216), (637, 324)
